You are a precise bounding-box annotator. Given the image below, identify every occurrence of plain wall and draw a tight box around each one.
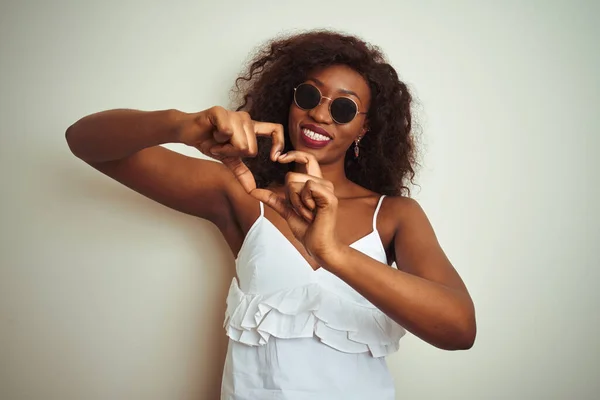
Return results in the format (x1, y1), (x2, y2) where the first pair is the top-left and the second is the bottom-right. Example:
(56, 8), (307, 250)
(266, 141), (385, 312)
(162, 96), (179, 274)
(1, 1), (598, 399)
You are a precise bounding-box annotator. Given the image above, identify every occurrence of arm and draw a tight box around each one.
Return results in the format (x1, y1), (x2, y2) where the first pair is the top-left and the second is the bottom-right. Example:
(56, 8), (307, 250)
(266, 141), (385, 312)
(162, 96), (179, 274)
(246, 151), (475, 350)
(321, 198), (476, 351)
(65, 108), (241, 223)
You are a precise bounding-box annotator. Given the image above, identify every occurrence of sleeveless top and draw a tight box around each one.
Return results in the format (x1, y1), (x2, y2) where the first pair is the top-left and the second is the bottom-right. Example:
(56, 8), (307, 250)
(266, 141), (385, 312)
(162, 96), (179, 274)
(221, 195), (406, 399)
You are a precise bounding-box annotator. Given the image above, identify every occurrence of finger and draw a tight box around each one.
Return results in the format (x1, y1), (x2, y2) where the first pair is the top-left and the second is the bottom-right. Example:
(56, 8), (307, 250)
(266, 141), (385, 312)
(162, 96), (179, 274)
(254, 122), (285, 162)
(250, 189), (309, 242)
(287, 182), (314, 222)
(207, 107), (234, 144)
(250, 189), (307, 226)
(210, 117), (251, 158)
(238, 112), (258, 157)
(285, 171), (333, 189)
(285, 172), (334, 211)
(195, 139), (219, 158)
(309, 183), (338, 231)
(304, 180), (338, 211)
(299, 184), (317, 212)
(242, 120), (258, 157)
(221, 157), (256, 193)
(277, 151), (322, 177)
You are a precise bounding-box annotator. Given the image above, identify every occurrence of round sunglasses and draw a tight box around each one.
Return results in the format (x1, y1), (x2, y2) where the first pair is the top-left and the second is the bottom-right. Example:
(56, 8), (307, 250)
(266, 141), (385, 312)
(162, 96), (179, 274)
(293, 83), (367, 124)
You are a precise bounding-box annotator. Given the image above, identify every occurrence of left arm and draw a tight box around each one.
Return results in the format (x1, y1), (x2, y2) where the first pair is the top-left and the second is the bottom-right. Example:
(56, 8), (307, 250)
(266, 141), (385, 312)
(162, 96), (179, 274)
(319, 197), (476, 351)
(243, 151), (476, 351)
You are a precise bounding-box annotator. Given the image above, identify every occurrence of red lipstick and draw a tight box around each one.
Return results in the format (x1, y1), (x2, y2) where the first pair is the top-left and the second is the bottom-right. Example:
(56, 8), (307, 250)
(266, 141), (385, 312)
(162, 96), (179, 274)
(299, 124), (333, 149)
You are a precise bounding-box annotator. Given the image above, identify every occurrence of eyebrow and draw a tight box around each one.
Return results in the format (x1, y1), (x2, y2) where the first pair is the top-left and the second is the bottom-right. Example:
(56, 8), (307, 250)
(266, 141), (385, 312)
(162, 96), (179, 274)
(307, 77), (362, 103)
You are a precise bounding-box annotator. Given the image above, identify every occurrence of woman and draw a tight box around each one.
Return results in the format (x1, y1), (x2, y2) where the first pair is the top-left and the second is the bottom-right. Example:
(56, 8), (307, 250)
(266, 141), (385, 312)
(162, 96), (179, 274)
(66, 30), (476, 399)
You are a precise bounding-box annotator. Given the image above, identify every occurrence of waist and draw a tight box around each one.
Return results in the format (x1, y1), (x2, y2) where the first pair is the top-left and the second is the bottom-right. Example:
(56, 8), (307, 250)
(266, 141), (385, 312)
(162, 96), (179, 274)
(223, 277), (406, 358)
(222, 336), (395, 399)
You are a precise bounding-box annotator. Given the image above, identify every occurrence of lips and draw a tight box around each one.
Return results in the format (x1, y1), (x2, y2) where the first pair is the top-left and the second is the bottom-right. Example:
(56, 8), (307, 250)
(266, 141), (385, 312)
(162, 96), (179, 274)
(298, 124), (332, 149)
(301, 124), (332, 139)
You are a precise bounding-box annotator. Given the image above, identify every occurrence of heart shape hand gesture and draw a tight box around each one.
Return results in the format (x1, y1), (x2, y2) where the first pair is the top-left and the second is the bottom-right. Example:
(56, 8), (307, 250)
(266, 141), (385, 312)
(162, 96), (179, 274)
(189, 107), (342, 264)
(251, 151), (342, 263)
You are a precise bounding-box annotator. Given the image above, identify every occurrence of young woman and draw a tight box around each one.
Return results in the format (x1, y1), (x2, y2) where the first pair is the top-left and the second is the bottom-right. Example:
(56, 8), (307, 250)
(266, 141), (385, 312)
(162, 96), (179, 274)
(66, 30), (476, 399)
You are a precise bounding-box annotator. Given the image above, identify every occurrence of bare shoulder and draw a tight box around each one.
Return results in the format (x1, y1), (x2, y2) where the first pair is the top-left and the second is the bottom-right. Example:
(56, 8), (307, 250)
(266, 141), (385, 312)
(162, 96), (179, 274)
(376, 195), (437, 261)
(387, 195), (441, 241)
(385, 195), (427, 222)
(383, 195), (464, 287)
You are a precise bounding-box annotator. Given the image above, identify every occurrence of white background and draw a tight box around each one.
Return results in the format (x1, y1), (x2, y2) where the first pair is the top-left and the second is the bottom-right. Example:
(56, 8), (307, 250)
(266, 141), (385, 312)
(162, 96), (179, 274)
(1, 1), (598, 399)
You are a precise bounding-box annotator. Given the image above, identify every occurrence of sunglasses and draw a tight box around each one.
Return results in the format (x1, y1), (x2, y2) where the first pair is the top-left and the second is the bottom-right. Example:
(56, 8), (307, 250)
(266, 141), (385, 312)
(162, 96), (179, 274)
(293, 83), (367, 124)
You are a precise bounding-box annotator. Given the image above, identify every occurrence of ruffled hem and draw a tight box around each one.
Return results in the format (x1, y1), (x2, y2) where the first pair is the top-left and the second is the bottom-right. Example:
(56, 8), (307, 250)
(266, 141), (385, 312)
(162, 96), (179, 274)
(223, 278), (406, 358)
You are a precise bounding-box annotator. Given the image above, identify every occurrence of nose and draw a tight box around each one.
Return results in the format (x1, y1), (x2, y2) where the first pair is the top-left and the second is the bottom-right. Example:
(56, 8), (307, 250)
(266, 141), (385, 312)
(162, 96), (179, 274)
(308, 97), (333, 124)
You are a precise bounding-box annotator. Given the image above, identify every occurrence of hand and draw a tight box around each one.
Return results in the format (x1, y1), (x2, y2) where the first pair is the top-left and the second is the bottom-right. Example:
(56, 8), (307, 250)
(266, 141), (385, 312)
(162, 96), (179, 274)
(250, 151), (344, 265)
(176, 106), (284, 192)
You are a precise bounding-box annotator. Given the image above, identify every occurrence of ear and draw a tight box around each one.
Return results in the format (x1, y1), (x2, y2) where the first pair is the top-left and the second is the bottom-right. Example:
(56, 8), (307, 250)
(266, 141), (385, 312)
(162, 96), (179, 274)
(361, 119), (370, 135)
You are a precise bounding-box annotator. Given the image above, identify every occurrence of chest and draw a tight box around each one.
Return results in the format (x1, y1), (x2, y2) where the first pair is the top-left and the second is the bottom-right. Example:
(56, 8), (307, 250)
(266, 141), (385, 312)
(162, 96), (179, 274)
(232, 195), (396, 270)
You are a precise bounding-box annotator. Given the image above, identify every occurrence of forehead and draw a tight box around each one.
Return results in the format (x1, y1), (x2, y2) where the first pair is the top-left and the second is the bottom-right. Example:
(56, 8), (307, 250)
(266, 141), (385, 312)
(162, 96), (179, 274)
(305, 64), (370, 103)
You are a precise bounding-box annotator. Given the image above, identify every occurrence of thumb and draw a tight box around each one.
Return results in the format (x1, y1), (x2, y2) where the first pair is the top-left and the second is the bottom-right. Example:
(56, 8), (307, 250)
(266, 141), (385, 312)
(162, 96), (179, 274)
(250, 189), (305, 225)
(251, 189), (308, 240)
(221, 157), (256, 193)
(249, 189), (287, 216)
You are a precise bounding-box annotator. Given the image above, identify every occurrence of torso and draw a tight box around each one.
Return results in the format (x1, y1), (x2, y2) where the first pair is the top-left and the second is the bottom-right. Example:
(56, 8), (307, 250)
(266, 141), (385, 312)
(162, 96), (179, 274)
(219, 184), (399, 267)
(220, 184), (407, 398)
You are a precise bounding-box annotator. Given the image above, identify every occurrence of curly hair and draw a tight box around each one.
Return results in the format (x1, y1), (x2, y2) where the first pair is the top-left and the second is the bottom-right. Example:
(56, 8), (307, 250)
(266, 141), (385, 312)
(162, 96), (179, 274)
(231, 29), (419, 196)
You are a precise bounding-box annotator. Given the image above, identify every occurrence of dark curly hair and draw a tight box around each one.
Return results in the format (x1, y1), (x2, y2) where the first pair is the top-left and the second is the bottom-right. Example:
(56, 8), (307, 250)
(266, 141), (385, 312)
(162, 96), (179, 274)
(231, 29), (419, 196)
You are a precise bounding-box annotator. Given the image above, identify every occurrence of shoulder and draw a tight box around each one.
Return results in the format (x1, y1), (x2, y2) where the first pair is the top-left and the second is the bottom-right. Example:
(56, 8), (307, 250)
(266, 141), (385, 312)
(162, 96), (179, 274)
(346, 186), (418, 223)
(376, 195), (441, 266)
(384, 195), (423, 215)
(382, 195), (431, 233)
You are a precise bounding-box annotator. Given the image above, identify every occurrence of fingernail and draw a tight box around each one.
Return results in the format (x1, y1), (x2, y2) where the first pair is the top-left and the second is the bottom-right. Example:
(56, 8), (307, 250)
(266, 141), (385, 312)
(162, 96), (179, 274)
(279, 153), (287, 159)
(274, 151), (280, 159)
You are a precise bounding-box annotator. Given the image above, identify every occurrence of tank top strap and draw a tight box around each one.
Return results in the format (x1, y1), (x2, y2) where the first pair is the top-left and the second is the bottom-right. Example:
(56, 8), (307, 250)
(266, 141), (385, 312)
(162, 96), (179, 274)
(259, 201), (264, 217)
(373, 195), (386, 230)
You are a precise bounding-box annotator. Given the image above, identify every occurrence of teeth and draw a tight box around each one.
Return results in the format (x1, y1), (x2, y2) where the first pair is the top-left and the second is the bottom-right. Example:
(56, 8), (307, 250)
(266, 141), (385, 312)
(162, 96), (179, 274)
(302, 128), (331, 142)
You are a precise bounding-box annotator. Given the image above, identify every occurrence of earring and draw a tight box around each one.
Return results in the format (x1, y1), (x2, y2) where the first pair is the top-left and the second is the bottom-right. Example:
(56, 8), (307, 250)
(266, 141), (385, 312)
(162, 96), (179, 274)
(354, 136), (362, 159)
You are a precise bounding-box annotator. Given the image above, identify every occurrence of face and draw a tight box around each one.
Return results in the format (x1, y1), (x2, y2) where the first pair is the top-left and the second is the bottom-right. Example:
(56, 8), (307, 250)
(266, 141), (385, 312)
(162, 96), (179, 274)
(288, 64), (371, 164)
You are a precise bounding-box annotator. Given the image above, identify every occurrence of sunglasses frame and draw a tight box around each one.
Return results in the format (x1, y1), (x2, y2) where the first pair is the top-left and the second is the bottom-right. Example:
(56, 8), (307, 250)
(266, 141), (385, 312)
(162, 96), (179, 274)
(293, 83), (367, 124)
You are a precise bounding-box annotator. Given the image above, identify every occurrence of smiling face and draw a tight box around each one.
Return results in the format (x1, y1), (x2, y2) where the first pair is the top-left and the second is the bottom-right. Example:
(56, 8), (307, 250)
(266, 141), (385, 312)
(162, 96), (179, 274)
(288, 64), (371, 164)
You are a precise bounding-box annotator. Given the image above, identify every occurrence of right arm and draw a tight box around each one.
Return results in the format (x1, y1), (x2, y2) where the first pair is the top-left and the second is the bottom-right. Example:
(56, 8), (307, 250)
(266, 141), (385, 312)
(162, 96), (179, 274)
(65, 107), (270, 224)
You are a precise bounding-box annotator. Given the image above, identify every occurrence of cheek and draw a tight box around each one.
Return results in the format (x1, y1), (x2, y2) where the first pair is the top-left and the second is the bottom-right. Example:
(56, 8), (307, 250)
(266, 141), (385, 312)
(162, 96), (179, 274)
(287, 106), (301, 146)
(338, 123), (362, 143)
(288, 106), (304, 133)
(288, 105), (302, 123)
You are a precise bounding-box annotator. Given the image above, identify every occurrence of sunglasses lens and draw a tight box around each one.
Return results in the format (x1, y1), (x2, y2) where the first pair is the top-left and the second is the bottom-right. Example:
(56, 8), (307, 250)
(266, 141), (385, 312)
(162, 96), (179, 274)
(331, 97), (358, 124)
(295, 83), (321, 109)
